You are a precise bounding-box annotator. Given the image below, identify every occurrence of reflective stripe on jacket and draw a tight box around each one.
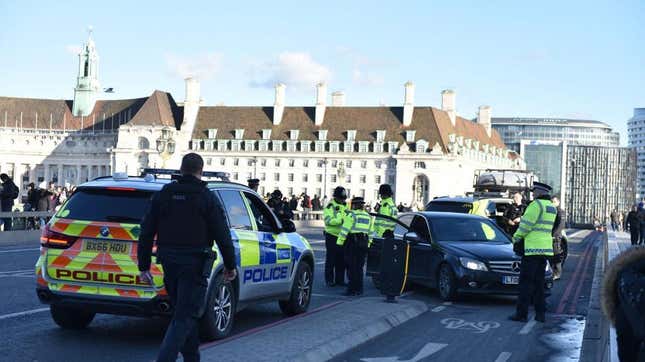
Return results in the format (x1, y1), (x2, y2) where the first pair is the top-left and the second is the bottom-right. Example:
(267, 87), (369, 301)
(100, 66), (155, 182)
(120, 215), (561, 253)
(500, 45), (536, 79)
(513, 199), (556, 256)
(337, 210), (373, 246)
(375, 197), (397, 237)
(323, 200), (347, 237)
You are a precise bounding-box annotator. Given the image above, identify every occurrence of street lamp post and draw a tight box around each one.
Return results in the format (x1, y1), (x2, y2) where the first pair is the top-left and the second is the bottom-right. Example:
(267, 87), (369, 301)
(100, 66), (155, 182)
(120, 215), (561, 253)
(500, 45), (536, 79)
(156, 127), (176, 169)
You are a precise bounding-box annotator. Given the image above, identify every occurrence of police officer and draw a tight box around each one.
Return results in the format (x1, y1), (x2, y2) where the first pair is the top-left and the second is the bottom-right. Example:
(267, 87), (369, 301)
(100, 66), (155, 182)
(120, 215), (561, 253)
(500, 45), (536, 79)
(374, 184), (397, 238)
(550, 196), (566, 280)
(247, 178), (260, 192)
(267, 189), (293, 220)
(509, 182), (556, 323)
(323, 186), (348, 287)
(337, 197), (373, 296)
(138, 153), (237, 362)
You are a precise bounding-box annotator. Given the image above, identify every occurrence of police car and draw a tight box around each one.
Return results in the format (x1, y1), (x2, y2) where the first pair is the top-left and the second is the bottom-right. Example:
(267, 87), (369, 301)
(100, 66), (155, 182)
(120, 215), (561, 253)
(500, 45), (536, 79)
(35, 169), (315, 340)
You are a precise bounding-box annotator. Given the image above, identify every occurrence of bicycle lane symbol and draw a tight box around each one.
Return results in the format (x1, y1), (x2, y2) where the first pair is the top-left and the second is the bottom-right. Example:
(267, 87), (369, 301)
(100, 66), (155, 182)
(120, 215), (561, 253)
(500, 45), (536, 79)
(440, 318), (501, 334)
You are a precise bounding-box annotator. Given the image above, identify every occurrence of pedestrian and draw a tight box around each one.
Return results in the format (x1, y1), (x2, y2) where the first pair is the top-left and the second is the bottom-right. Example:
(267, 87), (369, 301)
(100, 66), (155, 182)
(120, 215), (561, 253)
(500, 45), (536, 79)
(138, 153), (237, 362)
(618, 212), (624, 232)
(627, 205), (640, 246)
(267, 190), (293, 220)
(0, 173), (19, 231)
(312, 195), (322, 211)
(611, 209), (619, 232)
(26, 183), (39, 230)
(289, 194), (298, 211)
(374, 184), (397, 239)
(509, 182), (556, 323)
(37, 182), (53, 228)
(638, 203), (645, 245)
(550, 196), (566, 280)
(247, 178), (260, 192)
(323, 187), (348, 287)
(502, 192), (524, 236)
(336, 197), (373, 296)
(601, 246), (645, 362)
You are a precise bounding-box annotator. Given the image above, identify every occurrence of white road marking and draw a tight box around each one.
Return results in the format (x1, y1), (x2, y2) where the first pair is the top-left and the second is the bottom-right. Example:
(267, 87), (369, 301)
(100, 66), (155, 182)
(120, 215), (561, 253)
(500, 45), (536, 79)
(0, 248), (40, 254)
(0, 269), (33, 275)
(440, 318), (500, 334)
(312, 293), (348, 298)
(519, 318), (537, 335)
(361, 342), (448, 362)
(315, 261), (325, 265)
(431, 306), (446, 312)
(494, 352), (512, 362)
(0, 307), (49, 321)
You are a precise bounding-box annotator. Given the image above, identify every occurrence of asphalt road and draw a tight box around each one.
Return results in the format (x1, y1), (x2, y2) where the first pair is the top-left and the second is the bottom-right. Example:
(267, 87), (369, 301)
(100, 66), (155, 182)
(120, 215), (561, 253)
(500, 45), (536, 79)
(0, 227), (382, 362)
(333, 229), (603, 362)
(0, 228), (601, 362)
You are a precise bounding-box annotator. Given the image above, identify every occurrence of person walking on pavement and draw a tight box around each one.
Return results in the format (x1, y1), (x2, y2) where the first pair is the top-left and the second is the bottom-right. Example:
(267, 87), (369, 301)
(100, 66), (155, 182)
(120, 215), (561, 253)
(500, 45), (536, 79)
(638, 203), (645, 246)
(509, 182), (556, 323)
(502, 192), (524, 236)
(337, 197), (374, 296)
(627, 205), (640, 246)
(374, 184), (397, 239)
(0, 174), (19, 231)
(323, 187), (348, 287)
(138, 153), (237, 362)
(550, 196), (566, 280)
(611, 209), (619, 232)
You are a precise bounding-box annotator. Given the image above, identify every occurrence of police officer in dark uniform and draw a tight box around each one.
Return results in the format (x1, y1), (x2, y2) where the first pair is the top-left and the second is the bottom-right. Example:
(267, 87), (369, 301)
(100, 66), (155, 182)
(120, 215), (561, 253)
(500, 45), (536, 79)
(138, 153), (237, 362)
(267, 189), (294, 220)
(502, 192), (524, 236)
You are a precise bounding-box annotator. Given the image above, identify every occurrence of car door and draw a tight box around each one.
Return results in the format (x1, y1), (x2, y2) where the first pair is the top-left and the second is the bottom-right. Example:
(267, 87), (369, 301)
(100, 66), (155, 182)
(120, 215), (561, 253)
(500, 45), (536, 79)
(242, 191), (292, 296)
(406, 215), (439, 285)
(366, 214), (413, 276)
(216, 189), (267, 300)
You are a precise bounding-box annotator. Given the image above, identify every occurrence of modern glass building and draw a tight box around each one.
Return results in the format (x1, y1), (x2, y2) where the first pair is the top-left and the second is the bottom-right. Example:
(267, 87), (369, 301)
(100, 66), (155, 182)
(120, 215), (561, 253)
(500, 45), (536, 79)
(492, 117), (620, 153)
(627, 108), (645, 198)
(520, 141), (564, 197)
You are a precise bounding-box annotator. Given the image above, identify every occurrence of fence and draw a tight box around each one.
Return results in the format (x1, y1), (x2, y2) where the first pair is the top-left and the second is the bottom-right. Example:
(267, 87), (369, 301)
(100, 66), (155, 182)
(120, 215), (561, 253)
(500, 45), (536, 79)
(0, 211), (56, 231)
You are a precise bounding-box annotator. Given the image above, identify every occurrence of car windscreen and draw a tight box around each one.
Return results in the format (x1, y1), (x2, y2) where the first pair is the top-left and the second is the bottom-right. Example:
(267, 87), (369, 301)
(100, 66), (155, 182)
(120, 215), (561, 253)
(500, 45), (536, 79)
(426, 201), (472, 213)
(55, 188), (154, 223)
(429, 217), (510, 243)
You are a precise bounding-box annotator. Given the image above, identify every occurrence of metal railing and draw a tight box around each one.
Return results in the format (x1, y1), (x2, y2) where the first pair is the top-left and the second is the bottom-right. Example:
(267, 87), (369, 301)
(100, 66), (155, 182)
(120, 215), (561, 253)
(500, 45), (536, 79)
(292, 210), (323, 221)
(0, 211), (56, 231)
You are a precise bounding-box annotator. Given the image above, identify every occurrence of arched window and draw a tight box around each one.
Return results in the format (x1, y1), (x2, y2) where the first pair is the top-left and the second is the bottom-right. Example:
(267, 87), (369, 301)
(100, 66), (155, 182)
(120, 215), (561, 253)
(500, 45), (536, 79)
(84, 60), (89, 76)
(138, 137), (150, 150)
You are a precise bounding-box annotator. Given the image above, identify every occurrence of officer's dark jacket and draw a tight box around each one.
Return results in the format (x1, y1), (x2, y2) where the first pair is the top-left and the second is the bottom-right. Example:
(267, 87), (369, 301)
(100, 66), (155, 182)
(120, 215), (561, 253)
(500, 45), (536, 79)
(138, 175), (235, 271)
(638, 209), (645, 227)
(627, 211), (640, 228)
(552, 207), (565, 238)
(268, 198), (294, 220)
(502, 203), (524, 233)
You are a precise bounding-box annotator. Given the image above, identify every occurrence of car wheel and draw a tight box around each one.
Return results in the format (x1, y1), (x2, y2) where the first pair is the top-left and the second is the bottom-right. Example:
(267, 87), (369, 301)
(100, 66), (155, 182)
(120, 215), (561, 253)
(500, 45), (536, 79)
(200, 274), (236, 341)
(438, 264), (458, 301)
(50, 305), (95, 329)
(279, 262), (312, 316)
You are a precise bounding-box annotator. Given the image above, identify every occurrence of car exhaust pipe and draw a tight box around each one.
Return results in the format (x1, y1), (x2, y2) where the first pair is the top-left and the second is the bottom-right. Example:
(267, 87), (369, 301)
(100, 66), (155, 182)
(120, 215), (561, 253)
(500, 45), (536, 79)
(158, 301), (171, 313)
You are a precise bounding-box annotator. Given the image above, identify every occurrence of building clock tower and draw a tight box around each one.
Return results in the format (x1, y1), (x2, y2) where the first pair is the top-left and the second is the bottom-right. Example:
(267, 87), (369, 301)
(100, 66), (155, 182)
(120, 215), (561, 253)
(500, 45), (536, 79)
(72, 27), (100, 117)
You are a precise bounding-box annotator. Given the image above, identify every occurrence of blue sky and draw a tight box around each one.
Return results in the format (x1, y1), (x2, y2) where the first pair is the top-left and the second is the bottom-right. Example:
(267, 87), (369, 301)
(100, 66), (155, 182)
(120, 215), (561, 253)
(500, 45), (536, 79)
(1, 0), (643, 143)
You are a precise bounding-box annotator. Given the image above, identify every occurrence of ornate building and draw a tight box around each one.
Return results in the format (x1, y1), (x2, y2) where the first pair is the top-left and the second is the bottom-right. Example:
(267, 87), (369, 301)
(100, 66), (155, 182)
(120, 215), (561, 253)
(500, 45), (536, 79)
(0, 33), (522, 207)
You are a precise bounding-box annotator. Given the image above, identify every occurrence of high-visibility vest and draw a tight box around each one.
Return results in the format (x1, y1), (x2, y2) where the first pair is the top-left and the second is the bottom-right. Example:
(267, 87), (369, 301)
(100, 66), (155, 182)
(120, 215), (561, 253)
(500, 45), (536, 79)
(375, 197), (397, 237)
(323, 200), (347, 237)
(337, 210), (373, 246)
(513, 199), (556, 256)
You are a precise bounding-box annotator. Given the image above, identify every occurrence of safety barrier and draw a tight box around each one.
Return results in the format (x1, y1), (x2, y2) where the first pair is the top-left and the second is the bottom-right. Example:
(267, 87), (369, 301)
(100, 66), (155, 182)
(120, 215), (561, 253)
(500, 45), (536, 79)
(0, 211), (56, 231)
(292, 210), (323, 221)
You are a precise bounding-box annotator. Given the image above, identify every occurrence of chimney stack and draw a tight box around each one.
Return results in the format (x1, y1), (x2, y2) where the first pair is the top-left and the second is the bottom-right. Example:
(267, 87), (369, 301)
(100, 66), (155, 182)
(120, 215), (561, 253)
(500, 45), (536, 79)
(331, 91), (346, 106)
(181, 77), (201, 136)
(273, 83), (286, 125)
(477, 105), (492, 137)
(441, 89), (456, 126)
(403, 81), (415, 126)
(315, 82), (327, 126)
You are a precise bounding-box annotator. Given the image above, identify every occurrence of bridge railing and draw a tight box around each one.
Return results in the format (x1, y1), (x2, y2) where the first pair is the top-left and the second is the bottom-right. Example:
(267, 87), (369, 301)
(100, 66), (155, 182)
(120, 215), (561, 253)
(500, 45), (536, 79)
(0, 211), (56, 231)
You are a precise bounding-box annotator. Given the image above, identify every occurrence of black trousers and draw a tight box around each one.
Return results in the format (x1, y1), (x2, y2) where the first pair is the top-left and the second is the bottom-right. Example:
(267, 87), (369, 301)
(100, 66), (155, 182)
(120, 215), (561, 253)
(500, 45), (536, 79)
(640, 225), (645, 245)
(630, 227), (639, 246)
(516, 256), (547, 318)
(157, 256), (208, 362)
(344, 235), (368, 294)
(324, 232), (346, 285)
(1, 203), (12, 231)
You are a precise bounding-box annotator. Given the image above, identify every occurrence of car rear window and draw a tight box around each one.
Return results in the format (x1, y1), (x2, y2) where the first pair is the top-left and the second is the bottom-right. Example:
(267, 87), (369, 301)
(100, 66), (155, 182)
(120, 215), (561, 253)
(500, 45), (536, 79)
(56, 188), (153, 223)
(425, 201), (472, 213)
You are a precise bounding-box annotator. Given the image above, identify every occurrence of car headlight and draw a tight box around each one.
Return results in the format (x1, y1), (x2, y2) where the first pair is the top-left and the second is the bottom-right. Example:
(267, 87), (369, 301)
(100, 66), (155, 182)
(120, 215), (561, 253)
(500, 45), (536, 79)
(459, 257), (488, 271)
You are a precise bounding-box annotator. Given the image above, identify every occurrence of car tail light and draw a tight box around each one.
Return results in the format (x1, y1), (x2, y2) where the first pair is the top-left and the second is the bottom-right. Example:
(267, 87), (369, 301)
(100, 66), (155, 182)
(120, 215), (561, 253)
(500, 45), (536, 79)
(40, 225), (78, 249)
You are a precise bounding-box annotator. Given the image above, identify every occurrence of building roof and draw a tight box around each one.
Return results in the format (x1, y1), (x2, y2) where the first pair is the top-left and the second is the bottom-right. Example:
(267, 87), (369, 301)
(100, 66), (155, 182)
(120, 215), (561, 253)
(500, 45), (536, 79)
(491, 117), (611, 129)
(193, 106), (507, 153)
(0, 90), (180, 131)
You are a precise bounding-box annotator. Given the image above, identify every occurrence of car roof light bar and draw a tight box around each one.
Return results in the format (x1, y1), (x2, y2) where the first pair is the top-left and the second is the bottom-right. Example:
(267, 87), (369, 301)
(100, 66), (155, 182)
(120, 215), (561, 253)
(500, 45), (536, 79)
(141, 168), (230, 182)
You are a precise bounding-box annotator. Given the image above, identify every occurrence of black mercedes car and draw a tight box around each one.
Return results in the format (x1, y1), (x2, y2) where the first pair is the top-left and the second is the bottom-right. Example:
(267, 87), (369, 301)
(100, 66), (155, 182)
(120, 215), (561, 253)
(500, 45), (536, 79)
(366, 212), (554, 300)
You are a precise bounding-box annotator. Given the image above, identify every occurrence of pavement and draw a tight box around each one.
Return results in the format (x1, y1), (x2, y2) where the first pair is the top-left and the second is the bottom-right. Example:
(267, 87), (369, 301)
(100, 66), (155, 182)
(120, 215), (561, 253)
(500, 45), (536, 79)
(0, 226), (606, 362)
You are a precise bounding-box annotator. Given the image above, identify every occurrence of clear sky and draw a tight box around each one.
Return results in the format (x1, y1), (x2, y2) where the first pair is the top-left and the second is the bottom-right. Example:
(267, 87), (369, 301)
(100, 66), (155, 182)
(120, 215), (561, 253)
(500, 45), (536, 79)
(1, 0), (643, 144)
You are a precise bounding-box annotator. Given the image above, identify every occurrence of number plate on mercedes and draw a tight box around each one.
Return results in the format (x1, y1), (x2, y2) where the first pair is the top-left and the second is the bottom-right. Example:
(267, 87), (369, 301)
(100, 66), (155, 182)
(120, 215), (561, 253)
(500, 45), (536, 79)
(83, 239), (131, 254)
(502, 276), (520, 285)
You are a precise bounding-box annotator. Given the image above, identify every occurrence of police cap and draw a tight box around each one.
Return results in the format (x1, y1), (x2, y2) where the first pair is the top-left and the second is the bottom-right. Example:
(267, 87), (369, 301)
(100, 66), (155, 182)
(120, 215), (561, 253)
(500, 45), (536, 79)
(272, 189), (283, 199)
(351, 196), (366, 206)
(248, 178), (260, 186)
(532, 182), (552, 198)
(333, 186), (347, 200)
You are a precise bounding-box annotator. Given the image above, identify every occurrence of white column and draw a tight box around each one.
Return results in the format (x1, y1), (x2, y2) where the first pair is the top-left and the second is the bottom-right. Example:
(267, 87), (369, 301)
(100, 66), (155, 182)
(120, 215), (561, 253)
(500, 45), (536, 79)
(76, 165), (82, 185)
(44, 164), (50, 184)
(57, 164), (63, 186)
(28, 163), (37, 184)
(15, 163), (25, 199)
(87, 165), (93, 181)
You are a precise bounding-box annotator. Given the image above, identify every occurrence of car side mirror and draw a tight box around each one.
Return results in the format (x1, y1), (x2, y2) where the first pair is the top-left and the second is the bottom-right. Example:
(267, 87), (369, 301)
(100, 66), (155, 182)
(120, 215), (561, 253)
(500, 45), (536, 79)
(403, 231), (421, 245)
(280, 219), (296, 233)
